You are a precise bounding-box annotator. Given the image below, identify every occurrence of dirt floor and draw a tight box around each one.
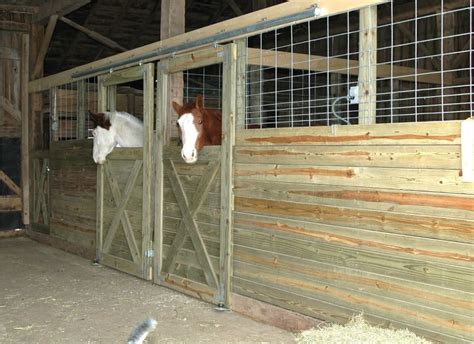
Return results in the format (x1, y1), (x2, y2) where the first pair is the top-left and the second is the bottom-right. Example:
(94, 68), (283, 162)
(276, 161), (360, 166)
(0, 237), (295, 343)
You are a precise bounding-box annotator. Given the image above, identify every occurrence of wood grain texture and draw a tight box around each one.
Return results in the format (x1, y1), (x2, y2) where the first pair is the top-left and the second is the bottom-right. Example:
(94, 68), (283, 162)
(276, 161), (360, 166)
(233, 121), (473, 342)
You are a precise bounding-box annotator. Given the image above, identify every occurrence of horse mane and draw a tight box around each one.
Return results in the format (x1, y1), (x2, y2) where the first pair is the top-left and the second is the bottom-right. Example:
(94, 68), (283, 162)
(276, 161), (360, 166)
(105, 111), (144, 130)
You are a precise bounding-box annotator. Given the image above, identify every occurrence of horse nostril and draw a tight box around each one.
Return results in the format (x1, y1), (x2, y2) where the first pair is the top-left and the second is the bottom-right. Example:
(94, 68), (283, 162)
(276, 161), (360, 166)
(191, 149), (196, 158)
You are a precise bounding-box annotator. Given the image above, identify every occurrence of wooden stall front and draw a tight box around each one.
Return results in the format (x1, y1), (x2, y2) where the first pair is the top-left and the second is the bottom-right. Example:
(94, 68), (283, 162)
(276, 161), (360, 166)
(232, 120), (473, 343)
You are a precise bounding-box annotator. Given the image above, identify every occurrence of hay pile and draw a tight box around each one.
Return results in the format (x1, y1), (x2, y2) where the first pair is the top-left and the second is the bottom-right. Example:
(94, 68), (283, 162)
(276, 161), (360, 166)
(295, 315), (432, 344)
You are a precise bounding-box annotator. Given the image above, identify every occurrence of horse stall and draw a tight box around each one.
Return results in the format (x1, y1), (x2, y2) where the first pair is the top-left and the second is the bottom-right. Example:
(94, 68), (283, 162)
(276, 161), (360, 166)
(25, 0), (473, 343)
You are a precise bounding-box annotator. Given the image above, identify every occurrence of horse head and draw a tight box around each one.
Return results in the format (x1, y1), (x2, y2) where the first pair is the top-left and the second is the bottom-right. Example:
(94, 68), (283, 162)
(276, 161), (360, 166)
(89, 110), (116, 165)
(172, 95), (206, 164)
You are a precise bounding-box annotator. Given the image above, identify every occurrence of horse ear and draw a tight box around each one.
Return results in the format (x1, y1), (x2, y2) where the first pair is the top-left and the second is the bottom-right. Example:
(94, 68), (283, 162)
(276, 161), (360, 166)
(89, 110), (111, 130)
(172, 101), (182, 115)
(195, 95), (203, 110)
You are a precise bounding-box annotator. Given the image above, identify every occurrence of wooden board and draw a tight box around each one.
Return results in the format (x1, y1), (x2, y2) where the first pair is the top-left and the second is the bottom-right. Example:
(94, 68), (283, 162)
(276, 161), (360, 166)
(233, 120), (474, 342)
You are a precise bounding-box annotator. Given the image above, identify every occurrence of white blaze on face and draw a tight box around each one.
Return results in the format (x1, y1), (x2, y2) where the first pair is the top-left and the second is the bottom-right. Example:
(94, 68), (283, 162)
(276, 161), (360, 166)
(92, 126), (117, 164)
(177, 113), (198, 164)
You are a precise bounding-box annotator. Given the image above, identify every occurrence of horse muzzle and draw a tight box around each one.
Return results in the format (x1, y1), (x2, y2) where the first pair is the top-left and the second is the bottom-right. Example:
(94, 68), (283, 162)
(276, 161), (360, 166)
(181, 148), (198, 164)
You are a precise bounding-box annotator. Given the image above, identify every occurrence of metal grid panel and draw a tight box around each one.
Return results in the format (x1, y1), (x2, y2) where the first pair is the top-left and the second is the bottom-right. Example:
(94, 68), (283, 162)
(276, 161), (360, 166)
(243, 0), (473, 129)
(50, 76), (98, 142)
(183, 65), (223, 110)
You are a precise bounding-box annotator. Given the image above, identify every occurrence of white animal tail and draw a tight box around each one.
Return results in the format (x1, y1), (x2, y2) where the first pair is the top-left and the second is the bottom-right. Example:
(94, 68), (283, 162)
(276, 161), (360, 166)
(127, 318), (157, 344)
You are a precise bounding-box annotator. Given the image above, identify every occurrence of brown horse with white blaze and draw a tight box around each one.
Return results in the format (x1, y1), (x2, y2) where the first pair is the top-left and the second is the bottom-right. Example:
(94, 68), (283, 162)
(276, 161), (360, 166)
(172, 95), (222, 164)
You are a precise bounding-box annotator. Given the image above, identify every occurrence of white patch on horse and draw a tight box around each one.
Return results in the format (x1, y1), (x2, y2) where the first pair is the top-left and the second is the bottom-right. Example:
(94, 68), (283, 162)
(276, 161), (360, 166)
(92, 111), (143, 164)
(177, 113), (199, 164)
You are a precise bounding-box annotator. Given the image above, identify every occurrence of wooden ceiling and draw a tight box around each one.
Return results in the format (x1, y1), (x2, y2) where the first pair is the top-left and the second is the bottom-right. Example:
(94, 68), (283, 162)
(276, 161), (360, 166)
(43, 0), (285, 75)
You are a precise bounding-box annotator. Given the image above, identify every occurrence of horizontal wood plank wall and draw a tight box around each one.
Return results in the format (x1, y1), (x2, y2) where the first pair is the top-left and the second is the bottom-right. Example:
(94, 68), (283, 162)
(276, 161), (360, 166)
(233, 120), (474, 343)
(48, 140), (96, 252)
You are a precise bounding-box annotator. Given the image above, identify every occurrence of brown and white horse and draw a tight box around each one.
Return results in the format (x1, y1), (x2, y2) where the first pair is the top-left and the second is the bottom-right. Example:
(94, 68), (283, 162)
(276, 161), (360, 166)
(172, 95), (221, 164)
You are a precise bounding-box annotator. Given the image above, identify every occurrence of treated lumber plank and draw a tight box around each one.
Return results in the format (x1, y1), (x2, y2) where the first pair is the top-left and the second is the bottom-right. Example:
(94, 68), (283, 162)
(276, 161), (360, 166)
(358, 5), (377, 124)
(233, 279), (470, 344)
(236, 121), (462, 146)
(234, 144), (461, 169)
(234, 212), (473, 266)
(101, 253), (142, 278)
(234, 164), (474, 195)
(233, 226), (474, 292)
(234, 245), (473, 317)
(234, 196), (474, 244)
(234, 262), (473, 340)
(234, 180), (474, 220)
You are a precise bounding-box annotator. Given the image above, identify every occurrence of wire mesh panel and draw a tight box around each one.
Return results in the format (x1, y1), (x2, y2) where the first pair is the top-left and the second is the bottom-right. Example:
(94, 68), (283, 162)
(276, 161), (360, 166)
(183, 65), (223, 110)
(50, 77), (99, 142)
(242, 0), (473, 129)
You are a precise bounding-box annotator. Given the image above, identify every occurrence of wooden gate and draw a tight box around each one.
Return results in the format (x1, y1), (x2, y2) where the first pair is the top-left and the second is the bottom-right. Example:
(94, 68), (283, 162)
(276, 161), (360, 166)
(154, 44), (238, 306)
(31, 153), (49, 233)
(96, 64), (154, 280)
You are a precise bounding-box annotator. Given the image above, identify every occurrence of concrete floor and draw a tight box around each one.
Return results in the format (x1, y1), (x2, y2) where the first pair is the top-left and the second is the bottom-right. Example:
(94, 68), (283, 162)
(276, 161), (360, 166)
(0, 237), (295, 343)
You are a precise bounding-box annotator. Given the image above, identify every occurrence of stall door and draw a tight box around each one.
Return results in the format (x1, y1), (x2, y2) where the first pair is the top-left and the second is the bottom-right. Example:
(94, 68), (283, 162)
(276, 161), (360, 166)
(96, 64), (154, 280)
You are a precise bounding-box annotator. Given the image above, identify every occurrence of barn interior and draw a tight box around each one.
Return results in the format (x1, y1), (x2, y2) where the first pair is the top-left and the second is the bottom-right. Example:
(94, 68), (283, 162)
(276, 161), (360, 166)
(1, 0), (473, 343)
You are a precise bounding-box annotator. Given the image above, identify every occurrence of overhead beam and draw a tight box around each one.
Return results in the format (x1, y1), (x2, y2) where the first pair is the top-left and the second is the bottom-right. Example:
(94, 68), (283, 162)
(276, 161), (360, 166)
(29, 0), (389, 92)
(224, 0), (244, 16)
(33, 14), (58, 79)
(33, 0), (90, 24)
(55, 2), (98, 73)
(58, 16), (127, 52)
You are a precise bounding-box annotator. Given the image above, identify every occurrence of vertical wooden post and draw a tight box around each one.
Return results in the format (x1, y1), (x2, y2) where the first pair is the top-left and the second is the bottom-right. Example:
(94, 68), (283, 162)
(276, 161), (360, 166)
(77, 79), (86, 139)
(21, 33), (30, 225)
(161, 0), (185, 142)
(219, 43), (237, 307)
(154, 60), (169, 282)
(358, 5), (377, 125)
(235, 39), (247, 129)
(141, 63), (154, 280)
(95, 75), (107, 261)
(107, 84), (116, 111)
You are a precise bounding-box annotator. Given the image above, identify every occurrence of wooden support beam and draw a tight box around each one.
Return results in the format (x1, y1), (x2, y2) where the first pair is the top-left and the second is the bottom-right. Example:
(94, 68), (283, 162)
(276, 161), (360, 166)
(32, 15), (58, 79)
(29, 0), (388, 93)
(358, 6), (377, 125)
(224, 0), (244, 16)
(0, 96), (22, 122)
(33, 0), (90, 24)
(59, 16), (127, 52)
(161, 0), (185, 141)
(0, 196), (22, 212)
(21, 34), (30, 225)
(55, 2), (97, 73)
(0, 171), (21, 195)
